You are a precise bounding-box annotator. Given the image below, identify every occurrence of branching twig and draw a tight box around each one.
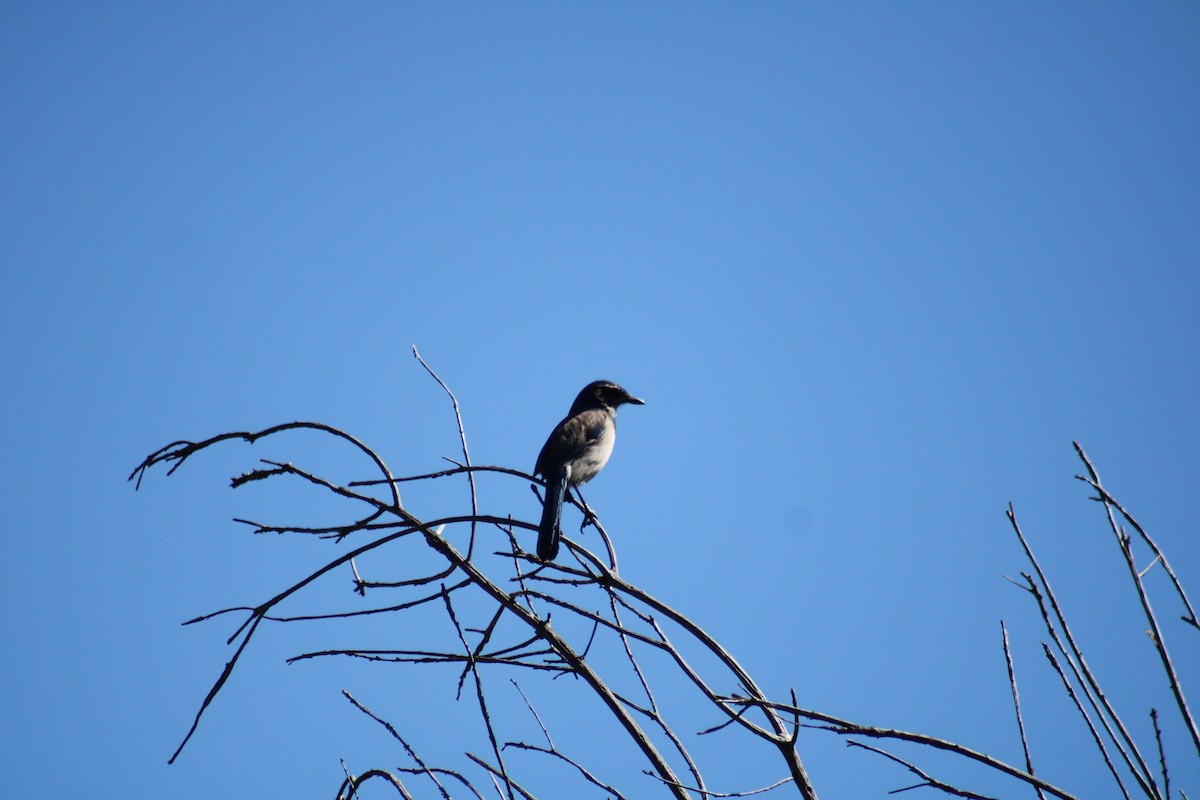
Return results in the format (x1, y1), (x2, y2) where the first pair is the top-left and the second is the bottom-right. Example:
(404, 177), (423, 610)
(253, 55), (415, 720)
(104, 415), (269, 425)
(342, 691), (452, 799)
(1007, 504), (1158, 796)
(846, 740), (998, 800)
(503, 742), (629, 799)
(136, 366), (1192, 800)
(728, 697), (1080, 800)
(442, 588), (514, 800)
(1074, 442), (1199, 758)
(1039, 643), (1129, 800)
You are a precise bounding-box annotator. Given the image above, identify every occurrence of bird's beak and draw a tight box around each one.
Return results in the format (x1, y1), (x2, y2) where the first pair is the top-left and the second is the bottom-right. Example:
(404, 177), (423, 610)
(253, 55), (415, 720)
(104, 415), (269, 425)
(626, 395), (645, 405)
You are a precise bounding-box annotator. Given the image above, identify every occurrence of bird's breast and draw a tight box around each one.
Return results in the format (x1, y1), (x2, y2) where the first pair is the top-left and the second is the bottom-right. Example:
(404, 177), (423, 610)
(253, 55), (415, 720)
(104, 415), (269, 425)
(569, 424), (614, 485)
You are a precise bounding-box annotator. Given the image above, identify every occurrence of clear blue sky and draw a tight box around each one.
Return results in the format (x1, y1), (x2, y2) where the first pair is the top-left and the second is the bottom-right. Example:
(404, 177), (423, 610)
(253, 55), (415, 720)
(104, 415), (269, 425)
(2, 4), (1197, 798)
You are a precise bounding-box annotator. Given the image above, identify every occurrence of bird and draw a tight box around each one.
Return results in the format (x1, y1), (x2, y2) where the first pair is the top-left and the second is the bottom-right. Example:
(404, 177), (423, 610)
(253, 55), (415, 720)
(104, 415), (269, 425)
(534, 380), (644, 561)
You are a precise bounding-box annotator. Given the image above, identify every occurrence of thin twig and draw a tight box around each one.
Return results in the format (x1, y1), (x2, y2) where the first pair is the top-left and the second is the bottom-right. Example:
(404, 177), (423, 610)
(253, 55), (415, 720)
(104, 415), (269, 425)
(464, 753), (537, 800)
(509, 680), (554, 749)
(647, 772), (794, 798)
(502, 742), (629, 799)
(847, 740), (998, 800)
(1039, 643), (1129, 800)
(342, 691), (451, 799)
(572, 545), (818, 797)
(1074, 441), (1200, 757)
(730, 697), (1080, 800)
(167, 613), (262, 764)
(1150, 709), (1170, 800)
(441, 588), (514, 800)
(350, 463), (536, 488)
(413, 346), (481, 559)
(1007, 504), (1157, 796)
(606, 584), (708, 797)
(1001, 621), (1045, 800)
(1072, 444), (1197, 630)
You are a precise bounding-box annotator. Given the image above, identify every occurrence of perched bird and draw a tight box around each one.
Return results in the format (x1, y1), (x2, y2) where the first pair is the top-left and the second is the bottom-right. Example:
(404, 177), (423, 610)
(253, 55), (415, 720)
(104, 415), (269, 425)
(534, 380), (644, 560)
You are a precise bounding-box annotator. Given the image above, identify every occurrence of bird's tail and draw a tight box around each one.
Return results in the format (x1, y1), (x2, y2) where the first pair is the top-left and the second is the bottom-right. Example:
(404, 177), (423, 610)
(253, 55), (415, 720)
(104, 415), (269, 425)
(538, 467), (569, 560)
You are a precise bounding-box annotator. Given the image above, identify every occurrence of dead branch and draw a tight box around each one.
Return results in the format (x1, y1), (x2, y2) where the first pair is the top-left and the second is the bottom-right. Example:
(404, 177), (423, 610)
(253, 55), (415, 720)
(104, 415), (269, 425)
(133, 365), (1192, 800)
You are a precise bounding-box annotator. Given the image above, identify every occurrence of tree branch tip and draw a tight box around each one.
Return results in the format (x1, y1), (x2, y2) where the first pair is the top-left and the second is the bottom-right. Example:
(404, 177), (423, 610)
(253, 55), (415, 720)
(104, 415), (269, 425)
(181, 606), (251, 626)
(889, 783), (926, 795)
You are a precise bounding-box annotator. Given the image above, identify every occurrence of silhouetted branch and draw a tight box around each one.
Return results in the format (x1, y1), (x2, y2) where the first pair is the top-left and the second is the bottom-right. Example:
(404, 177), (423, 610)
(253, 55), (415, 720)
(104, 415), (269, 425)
(336, 765), (414, 799)
(135, 364), (1192, 799)
(1001, 621), (1045, 800)
(1040, 643), (1129, 800)
(503, 742), (629, 799)
(413, 346), (481, 559)
(1150, 709), (1170, 800)
(129, 420), (401, 511)
(846, 740), (998, 800)
(1073, 442), (1200, 757)
(463, 753), (536, 800)
(728, 697), (1080, 800)
(1071, 443), (1197, 632)
(1007, 504), (1159, 797)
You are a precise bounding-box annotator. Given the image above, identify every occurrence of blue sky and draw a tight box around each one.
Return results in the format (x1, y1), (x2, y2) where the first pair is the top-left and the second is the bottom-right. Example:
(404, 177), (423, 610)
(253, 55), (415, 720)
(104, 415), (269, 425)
(3, 4), (1198, 798)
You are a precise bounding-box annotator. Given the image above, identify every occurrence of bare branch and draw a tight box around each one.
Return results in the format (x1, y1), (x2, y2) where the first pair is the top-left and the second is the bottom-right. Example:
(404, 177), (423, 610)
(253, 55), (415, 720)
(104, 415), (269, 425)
(1071, 443), (1197, 631)
(336, 766), (414, 799)
(442, 588), (514, 800)
(846, 740), (999, 800)
(129, 420), (401, 510)
(1150, 709), (1170, 800)
(350, 463), (538, 488)
(464, 753), (537, 800)
(503, 742), (629, 799)
(1040, 644), (1129, 800)
(167, 613), (263, 764)
(1074, 442), (1200, 757)
(1007, 504), (1158, 795)
(510, 680), (554, 749)
(1001, 621), (1045, 800)
(647, 772), (795, 798)
(729, 697), (1080, 800)
(142, 367), (1194, 800)
(414, 346), (481, 560)
(342, 691), (451, 799)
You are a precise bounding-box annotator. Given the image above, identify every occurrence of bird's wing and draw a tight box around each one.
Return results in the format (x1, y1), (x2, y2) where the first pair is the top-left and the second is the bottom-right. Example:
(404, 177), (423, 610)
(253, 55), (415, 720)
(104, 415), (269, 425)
(535, 411), (607, 476)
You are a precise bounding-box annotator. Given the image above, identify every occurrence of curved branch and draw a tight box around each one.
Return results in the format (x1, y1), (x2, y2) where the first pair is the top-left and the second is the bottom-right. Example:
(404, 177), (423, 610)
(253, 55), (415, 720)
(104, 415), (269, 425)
(735, 698), (1080, 800)
(129, 420), (401, 510)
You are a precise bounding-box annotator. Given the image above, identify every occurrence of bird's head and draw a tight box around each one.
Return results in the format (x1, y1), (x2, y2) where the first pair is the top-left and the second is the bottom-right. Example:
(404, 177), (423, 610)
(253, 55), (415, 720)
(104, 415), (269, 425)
(571, 380), (645, 414)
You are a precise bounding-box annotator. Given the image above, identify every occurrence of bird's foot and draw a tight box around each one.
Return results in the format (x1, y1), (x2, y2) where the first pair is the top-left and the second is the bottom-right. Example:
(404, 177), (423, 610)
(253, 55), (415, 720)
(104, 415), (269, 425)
(579, 507), (599, 531)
